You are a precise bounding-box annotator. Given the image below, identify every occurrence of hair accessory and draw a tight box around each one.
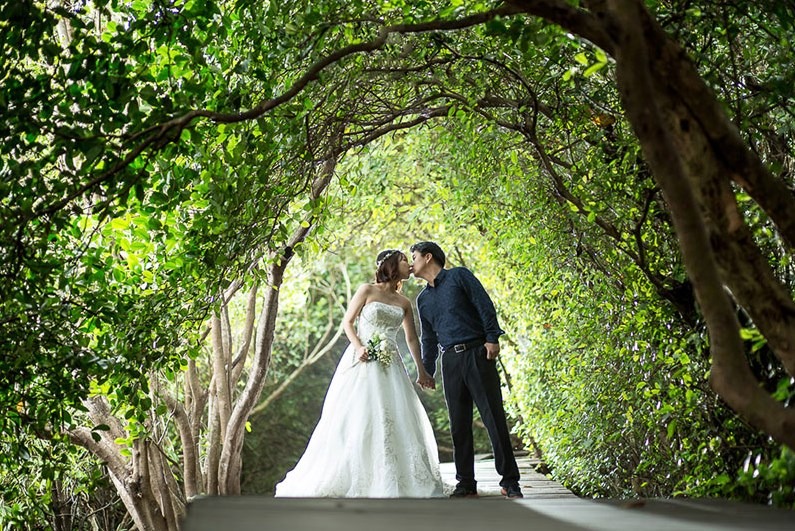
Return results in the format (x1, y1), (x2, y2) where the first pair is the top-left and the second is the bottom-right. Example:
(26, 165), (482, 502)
(376, 249), (400, 268)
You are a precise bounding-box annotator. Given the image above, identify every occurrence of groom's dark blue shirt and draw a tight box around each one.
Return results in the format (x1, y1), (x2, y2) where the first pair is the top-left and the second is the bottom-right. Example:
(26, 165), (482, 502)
(416, 267), (505, 377)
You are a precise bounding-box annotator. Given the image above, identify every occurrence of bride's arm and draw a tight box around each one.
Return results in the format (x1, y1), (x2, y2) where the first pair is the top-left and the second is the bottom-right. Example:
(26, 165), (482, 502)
(401, 301), (434, 386)
(343, 284), (370, 360)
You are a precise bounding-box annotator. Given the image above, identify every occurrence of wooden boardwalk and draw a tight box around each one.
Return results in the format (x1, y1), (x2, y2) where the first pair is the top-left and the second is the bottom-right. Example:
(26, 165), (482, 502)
(183, 454), (795, 530)
(439, 452), (575, 499)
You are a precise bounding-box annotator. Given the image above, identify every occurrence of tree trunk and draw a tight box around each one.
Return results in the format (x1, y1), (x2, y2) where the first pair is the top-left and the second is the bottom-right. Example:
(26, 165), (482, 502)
(162, 392), (200, 500)
(185, 358), (206, 495)
(211, 312), (232, 443)
(68, 424), (170, 531)
(217, 157), (338, 494)
(50, 478), (72, 531)
(230, 284), (259, 388)
(603, 0), (795, 448)
(206, 377), (221, 496)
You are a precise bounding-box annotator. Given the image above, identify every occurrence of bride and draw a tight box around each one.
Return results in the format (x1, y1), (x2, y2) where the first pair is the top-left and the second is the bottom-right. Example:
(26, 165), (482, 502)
(274, 249), (445, 498)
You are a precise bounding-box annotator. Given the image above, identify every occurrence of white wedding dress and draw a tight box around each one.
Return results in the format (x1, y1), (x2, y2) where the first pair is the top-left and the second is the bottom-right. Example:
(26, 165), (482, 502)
(274, 301), (445, 498)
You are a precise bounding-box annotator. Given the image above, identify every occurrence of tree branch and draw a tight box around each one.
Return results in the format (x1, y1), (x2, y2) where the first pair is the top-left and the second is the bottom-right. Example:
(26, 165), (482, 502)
(608, 0), (795, 449)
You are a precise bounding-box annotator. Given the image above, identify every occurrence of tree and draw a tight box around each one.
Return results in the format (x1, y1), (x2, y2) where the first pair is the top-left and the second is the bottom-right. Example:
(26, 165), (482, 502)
(4, 0), (795, 526)
(505, 0), (795, 446)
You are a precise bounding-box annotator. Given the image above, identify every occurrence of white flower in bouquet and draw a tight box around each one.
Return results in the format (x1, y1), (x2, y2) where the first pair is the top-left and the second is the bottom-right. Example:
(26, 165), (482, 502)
(366, 333), (393, 366)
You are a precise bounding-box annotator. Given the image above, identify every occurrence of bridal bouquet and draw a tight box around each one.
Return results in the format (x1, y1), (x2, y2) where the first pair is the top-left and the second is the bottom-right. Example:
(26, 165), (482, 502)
(365, 333), (393, 366)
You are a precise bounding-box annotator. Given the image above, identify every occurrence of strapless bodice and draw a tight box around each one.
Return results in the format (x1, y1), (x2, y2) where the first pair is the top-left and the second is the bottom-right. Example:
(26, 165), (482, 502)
(357, 301), (403, 344)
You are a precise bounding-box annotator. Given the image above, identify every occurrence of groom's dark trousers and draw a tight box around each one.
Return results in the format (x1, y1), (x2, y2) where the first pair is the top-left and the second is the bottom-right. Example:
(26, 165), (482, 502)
(442, 342), (520, 489)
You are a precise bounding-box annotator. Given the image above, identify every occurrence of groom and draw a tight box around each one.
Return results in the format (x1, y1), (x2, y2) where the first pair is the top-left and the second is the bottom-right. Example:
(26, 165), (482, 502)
(410, 241), (522, 499)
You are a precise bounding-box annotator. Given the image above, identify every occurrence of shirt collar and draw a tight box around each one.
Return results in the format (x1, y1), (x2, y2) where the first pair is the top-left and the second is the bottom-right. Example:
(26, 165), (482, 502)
(431, 267), (448, 287)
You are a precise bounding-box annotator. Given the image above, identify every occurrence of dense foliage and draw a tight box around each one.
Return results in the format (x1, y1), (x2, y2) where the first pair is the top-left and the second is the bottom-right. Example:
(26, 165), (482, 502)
(327, 125), (795, 504)
(2, 0), (795, 528)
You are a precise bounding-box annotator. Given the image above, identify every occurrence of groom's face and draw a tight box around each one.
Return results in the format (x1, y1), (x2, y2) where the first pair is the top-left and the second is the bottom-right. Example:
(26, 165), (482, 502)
(410, 251), (428, 278)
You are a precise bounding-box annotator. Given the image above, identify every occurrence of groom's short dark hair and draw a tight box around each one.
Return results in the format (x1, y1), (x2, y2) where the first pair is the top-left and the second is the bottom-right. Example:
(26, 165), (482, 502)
(410, 241), (446, 268)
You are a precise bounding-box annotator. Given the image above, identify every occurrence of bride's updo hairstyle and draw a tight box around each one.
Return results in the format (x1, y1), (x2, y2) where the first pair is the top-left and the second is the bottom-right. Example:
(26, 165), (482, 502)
(375, 249), (404, 284)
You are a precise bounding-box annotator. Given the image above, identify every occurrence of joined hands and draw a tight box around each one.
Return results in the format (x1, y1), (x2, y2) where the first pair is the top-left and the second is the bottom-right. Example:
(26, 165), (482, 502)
(417, 372), (436, 390)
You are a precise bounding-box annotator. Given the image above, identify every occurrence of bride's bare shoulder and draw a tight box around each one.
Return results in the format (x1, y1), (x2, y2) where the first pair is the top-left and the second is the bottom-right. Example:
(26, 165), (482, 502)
(355, 283), (375, 295)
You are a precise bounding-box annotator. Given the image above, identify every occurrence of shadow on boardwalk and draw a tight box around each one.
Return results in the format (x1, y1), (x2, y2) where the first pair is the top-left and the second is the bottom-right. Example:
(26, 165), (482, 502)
(183, 454), (795, 530)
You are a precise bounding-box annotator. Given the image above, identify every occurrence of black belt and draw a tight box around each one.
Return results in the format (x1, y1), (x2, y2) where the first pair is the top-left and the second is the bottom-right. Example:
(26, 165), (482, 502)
(445, 340), (485, 353)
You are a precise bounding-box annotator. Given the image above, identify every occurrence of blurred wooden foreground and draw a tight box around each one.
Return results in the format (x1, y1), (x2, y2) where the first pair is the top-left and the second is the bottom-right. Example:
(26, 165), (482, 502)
(183, 454), (794, 530)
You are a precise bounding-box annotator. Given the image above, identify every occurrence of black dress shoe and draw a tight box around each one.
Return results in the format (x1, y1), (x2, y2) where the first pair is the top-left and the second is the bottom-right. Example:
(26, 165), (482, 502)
(450, 484), (479, 498)
(500, 483), (523, 499)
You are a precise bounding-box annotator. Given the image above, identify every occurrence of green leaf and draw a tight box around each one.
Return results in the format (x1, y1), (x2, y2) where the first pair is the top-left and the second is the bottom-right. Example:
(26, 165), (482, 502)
(583, 62), (606, 77)
(574, 52), (589, 66)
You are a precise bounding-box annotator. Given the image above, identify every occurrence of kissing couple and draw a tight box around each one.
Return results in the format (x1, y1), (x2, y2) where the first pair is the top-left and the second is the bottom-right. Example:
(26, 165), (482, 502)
(275, 241), (522, 499)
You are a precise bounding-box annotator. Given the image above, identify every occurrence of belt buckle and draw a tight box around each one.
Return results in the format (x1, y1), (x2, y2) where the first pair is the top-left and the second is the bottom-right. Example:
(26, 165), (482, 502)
(454, 343), (466, 353)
